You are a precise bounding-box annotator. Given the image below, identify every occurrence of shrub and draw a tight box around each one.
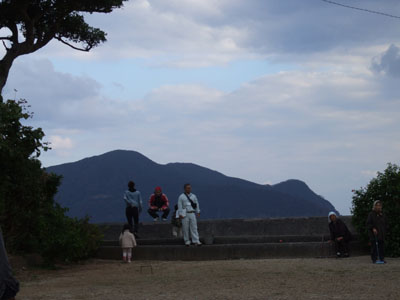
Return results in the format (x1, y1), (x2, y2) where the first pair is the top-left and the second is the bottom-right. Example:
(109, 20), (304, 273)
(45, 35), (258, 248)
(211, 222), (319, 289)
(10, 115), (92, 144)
(351, 163), (400, 257)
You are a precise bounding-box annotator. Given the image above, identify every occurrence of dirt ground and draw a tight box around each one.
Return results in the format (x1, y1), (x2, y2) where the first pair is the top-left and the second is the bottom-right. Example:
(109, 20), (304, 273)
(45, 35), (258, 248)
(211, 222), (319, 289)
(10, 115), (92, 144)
(12, 256), (400, 300)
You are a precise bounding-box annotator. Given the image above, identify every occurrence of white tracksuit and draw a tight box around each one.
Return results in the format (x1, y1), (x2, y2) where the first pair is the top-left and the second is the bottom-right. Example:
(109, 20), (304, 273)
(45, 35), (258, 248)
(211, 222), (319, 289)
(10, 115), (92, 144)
(177, 193), (201, 245)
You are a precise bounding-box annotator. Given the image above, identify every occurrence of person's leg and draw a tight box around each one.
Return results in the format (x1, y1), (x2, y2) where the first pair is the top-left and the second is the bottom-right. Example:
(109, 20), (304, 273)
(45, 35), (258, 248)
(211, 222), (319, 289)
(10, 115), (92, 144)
(125, 207), (133, 230)
(371, 240), (378, 262)
(378, 240), (385, 261)
(132, 207), (139, 234)
(122, 248), (128, 262)
(337, 239), (347, 256)
(182, 217), (190, 245)
(148, 208), (159, 219)
(127, 248), (132, 263)
(188, 214), (200, 244)
(334, 240), (341, 257)
(161, 207), (170, 219)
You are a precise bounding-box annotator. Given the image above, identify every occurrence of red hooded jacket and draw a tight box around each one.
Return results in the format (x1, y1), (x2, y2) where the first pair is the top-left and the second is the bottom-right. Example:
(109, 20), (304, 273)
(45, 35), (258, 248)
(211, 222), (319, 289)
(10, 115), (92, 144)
(149, 187), (169, 210)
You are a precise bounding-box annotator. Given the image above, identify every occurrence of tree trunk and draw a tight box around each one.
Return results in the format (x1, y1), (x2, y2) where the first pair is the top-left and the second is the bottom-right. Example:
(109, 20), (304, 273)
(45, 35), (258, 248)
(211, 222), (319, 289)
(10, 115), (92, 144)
(0, 54), (16, 103)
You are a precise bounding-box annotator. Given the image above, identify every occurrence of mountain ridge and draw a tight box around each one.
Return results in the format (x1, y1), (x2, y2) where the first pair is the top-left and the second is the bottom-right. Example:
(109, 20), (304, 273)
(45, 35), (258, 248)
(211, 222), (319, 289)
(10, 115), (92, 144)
(46, 150), (338, 222)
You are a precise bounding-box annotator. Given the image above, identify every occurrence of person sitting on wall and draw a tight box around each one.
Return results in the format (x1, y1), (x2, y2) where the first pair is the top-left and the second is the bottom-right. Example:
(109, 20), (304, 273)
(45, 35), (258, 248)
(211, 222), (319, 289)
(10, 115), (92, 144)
(328, 212), (352, 258)
(148, 186), (170, 221)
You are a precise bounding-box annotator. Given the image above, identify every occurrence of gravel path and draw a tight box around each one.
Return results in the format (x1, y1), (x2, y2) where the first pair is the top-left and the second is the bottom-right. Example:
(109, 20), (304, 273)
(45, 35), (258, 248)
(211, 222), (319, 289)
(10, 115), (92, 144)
(15, 256), (400, 300)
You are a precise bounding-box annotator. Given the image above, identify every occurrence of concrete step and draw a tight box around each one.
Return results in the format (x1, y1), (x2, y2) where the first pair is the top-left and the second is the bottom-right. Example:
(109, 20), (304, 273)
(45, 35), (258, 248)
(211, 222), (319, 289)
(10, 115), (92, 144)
(102, 234), (347, 247)
(97, 241), (368, 261)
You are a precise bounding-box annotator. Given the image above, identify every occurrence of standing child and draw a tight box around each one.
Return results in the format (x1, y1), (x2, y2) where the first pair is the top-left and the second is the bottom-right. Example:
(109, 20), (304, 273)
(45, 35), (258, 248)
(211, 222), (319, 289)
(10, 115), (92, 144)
(171, 204), (183, 237)
(119, 224), (137, 263)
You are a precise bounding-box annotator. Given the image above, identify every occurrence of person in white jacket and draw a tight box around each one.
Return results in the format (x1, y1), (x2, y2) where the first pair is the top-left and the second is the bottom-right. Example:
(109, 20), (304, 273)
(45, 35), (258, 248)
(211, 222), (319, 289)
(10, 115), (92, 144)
(178, 183), (201, 246)
(119, 224), (137, 263)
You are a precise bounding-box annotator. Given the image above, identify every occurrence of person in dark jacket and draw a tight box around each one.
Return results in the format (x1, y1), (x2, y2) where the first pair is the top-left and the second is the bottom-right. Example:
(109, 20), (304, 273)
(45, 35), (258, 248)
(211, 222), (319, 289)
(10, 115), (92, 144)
(328, 212), (351, 258)
(366, 200), (388, 264)
(147, 187), (170, 221)
(0, 227), (19, 300)
(124, 181), (143, 238)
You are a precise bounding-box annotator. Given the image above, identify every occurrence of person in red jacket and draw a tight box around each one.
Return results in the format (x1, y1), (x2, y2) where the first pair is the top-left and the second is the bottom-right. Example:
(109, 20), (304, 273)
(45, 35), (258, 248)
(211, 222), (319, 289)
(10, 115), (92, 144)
(147, 187), (170, 221)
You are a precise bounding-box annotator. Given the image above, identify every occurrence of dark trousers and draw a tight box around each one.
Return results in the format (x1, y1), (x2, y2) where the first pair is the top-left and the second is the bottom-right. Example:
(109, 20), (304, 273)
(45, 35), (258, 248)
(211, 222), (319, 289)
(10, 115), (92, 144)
(148, 207), (170, 219)
(371, 240), (385, 262)
(125, 206), (139, 233)
(334, 239), (349, 255)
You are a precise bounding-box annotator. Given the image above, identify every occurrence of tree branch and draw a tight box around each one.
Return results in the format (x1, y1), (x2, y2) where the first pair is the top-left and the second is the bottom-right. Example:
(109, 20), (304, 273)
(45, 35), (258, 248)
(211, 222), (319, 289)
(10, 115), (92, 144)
(7, 23), (19, 45)
(54, 36), (92, 52)
(2, 40), (10, 51)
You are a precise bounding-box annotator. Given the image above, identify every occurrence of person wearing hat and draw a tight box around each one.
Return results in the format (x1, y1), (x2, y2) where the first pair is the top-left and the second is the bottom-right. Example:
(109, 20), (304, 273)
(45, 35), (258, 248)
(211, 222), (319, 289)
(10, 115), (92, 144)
(148, 187), (170, 221)
(328, 212), (351, 258)
(366, 200), (388, 264)
(178, 183), (201, 246)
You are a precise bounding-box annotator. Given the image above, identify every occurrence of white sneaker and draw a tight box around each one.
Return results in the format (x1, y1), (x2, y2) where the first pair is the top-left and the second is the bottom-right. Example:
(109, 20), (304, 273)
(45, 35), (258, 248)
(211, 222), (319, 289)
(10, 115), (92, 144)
(162, 218), (167, 221)
(153, 218), (158, 222)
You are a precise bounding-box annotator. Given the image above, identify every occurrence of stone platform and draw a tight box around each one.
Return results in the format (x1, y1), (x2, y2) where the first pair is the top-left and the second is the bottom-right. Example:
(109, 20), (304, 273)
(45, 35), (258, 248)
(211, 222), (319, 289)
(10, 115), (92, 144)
(97, 216), (369, 261)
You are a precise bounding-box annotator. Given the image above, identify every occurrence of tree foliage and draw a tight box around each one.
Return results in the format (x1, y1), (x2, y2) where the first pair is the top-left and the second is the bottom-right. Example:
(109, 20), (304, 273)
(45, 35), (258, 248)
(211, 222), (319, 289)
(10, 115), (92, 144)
(0, 0), (127, 99)
(351, 163), (400, 257)
(0, 99), (102, 264)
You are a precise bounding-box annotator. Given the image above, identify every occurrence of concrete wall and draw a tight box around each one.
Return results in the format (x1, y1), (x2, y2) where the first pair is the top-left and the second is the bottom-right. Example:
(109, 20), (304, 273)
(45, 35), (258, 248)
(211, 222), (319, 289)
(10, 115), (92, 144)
(99, 216), (355, 240)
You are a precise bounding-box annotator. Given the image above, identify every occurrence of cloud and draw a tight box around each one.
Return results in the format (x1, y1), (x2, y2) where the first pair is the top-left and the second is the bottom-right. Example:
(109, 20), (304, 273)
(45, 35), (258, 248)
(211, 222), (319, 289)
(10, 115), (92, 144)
(26, 0), (400, 67)
(361, 170), (378, 177)
(49, 135), (74, 150)
(371, 44), (400, 77)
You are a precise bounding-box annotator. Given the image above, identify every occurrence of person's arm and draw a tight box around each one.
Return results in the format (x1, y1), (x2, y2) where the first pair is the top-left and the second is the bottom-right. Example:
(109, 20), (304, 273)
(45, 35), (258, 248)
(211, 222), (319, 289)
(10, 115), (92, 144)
(138, 192), (143, 212)
(149, 195), (157, 210)
(328, 223), (335, 241)
(123, 192), (129, 206)
(342, 220), (352, 241)
(366, 213), (377, 235)
(119, 233), (123, 245)
(382, 215), (389, 238)
(132, 233), (137, 247)
(194, 195), (200, 215)
(162, 195), (169, 210)
(178, 195), (184, 218)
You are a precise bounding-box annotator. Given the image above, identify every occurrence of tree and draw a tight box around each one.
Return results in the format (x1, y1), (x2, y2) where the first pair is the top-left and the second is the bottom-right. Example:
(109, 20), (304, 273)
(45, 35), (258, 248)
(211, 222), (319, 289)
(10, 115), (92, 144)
(351, 163), (400, 257)
(0, 0), (127, 100)
(0, 99), (102, 263)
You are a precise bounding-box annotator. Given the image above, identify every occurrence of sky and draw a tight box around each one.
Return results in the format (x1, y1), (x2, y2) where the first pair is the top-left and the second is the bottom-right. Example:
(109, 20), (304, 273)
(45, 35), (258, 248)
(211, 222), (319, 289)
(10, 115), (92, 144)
(2, 0), (400, 214)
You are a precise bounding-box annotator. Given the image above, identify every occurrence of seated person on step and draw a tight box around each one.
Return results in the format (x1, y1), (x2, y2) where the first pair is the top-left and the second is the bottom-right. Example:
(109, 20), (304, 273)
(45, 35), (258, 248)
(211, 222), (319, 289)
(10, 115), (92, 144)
(148, 186), (170, 221)
(328, 212), (351, 258)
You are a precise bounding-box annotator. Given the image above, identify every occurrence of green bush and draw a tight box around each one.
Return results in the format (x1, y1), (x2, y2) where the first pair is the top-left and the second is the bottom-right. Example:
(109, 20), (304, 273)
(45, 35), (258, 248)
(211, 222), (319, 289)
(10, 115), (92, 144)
(351, 163), (400, 257)
(0, 99), (102, 264)
(38, 205), (103, 264)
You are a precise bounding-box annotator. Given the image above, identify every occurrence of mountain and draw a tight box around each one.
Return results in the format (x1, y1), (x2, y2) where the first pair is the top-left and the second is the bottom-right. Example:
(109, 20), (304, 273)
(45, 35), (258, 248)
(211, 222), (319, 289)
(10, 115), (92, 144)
(46, 150), (338, 223)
